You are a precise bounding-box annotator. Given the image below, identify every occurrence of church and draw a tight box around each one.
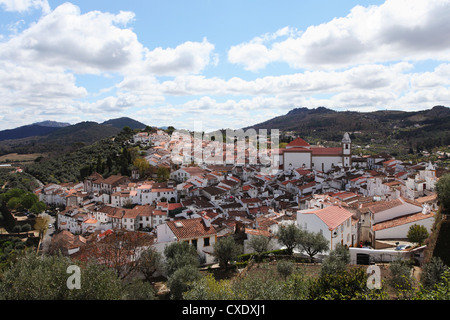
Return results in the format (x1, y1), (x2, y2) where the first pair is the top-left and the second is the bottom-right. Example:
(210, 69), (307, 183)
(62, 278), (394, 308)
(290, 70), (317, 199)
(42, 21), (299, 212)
(279, 133), (352, 172)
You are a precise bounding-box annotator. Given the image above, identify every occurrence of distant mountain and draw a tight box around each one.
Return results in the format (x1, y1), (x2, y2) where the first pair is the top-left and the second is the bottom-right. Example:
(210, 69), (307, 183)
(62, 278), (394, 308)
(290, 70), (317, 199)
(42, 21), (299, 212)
(0, 120), (71, 142)
(0, 124), (60, 142)
(0, 121), (122, 156)
(101, 117), (147, 130)
(43, 121), (121, 144)
(243, 105), (450, 150)
(33, 120), (71, 128)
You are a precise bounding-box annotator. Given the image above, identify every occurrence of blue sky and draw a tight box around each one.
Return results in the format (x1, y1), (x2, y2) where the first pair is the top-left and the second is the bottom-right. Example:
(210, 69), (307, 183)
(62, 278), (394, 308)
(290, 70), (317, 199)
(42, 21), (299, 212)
(0, 0), (449, 131)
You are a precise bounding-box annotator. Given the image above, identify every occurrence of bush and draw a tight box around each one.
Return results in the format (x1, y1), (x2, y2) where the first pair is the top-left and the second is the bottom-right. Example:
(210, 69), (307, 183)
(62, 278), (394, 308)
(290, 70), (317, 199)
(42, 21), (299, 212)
(389, 259), (414, 292)
(421, 257), (448, 291)
(277, 260), (295, 280)
(167, 265), (202, 300)
(309, 267), (369, 300)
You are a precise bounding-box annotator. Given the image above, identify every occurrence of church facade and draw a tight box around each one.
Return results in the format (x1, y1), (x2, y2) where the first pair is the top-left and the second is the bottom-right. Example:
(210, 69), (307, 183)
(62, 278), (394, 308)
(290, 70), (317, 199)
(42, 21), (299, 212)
(280, 133), (352, 172)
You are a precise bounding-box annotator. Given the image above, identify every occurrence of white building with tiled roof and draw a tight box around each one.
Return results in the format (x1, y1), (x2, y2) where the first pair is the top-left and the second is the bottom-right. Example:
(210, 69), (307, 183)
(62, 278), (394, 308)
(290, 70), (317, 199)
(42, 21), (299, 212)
(156, 217), (218, 264)
(280, 133), (352, 172)
(297, 205), (354, 250)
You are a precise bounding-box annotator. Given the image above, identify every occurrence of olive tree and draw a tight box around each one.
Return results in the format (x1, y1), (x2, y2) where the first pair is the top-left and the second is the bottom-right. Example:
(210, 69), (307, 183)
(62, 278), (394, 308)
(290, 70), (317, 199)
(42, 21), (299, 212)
(297, 229), (329, 263)
(212, 235), (242, 270)
(436, 173), (450, 215)
(275, 223), (303, 255)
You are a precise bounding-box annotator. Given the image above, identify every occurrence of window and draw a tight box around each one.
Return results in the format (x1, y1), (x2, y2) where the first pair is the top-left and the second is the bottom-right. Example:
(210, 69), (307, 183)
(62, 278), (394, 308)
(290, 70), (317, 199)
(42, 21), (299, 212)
(192, 239), (198, 249)
(204, 237), (210, 247)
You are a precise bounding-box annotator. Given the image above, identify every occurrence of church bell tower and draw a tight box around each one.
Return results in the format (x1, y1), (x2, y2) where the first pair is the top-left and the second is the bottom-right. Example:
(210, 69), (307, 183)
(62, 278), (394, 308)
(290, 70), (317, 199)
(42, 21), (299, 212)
(341, 132), (352, 168)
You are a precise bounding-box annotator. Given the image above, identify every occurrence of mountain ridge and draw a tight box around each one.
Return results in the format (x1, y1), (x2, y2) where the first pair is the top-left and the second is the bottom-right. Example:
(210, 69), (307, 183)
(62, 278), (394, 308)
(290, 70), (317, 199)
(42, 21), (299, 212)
(0, 117), (148, 156)
(243, 105), (450, 151)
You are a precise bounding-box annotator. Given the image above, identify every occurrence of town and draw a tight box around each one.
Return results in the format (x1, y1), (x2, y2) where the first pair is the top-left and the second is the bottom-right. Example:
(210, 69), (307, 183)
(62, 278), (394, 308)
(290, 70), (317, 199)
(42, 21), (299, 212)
(34, 128), (442, 270)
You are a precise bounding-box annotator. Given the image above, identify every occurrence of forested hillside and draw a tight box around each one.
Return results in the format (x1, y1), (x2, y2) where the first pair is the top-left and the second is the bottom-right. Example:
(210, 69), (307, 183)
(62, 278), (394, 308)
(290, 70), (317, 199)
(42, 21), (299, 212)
(24, 128), (136, 184)
(245, 105), (450, 154)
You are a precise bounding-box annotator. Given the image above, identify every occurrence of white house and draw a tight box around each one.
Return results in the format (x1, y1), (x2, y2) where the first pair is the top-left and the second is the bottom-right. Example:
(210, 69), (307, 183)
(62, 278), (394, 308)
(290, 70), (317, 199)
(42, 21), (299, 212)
(373, 211), (435, 240)
(156, 217), (218, 265)
(280, 133), (352, 172)
(111, 190), (139, 207)
(368, 197), (423, 225)
(297, 205), (354, 251)
(170, 167), (208, 183)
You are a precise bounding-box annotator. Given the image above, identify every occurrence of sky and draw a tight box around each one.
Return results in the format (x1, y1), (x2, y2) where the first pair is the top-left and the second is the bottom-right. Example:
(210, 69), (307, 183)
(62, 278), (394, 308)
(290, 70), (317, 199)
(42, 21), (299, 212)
(0, 0), (450, 132)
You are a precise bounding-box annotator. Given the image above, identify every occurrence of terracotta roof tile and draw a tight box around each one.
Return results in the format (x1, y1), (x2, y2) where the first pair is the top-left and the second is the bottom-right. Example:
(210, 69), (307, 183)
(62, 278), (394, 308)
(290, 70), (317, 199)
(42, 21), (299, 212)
(167, 218), (217, 239)
(286, 137), (310, 148)
(373, 212), (435, 231)
(306, 205), (353, 231)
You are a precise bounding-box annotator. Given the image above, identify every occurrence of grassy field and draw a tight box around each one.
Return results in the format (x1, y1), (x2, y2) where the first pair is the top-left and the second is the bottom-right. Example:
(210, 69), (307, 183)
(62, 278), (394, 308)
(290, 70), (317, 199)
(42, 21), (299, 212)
(0, 153), (44, 164)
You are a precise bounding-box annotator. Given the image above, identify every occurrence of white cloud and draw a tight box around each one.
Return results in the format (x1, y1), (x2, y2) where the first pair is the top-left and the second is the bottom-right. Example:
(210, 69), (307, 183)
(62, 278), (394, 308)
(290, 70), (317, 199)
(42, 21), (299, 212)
(228, 0), (450, 71)
(0, 3), (143, 74)
(143, 38), (216, 76)
(0, 0), (50, 13)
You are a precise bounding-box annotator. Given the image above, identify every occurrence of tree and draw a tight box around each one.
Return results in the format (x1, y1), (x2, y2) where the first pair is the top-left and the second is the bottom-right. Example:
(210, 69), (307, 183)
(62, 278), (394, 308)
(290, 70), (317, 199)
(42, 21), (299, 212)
(232, 270), (289, 300)
(212, 236), (242, 270)
(183, 274), (235, 300)
(320, 244), (350, 276)
(420, 257), (448, 291)
(133, 157), (150, 177)
(0, 252), (124, 300)
(34, 215), (51, 239)
(277, 260), (295, 280)
(436, 173), (450, 214)
(167, 265), (202, 300)
(247, 235), (273, 257)
(138, 247), (164, 281)
(78, 230), (154, 280)
(122, 278), (156, 300)
(407, 224), (429, 246)
(156, 166), (170, 182)
(389, 259), (413, 292)
(275, 223), (303, 255)
(164, 241), (199, 277)
(297, 229), (329, 262)
(30, 201), (47, 215)
(310, 267), (374, 300)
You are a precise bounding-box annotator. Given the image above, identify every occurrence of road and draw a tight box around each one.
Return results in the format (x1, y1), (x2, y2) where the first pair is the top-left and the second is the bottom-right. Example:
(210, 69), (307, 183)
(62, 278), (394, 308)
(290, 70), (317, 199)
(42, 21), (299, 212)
(40, 212), (55, 253)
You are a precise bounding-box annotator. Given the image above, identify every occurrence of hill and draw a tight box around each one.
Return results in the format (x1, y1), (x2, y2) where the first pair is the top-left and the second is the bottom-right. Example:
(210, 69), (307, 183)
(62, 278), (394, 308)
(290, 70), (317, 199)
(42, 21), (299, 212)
(244, 105), (450, 153)
(0, 124), (61, 142)
(0, 121), (71, 142)
(0, 121), (121, 156)
(43, 121), (121, 144)
(101, 117), (147, 130)
(33, 121), (71, 128)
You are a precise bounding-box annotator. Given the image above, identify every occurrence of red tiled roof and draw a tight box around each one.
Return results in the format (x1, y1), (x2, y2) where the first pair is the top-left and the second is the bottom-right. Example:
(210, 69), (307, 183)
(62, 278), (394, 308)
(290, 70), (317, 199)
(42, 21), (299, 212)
(310, 147), (342, 156)
(367, 199), (403, 214)
(282, 147), (312, 153)
(287, 137), (310, 148)
(306, 205), (353, 231)
(167, 218), (217, 239)
(373, 212), (435, 231)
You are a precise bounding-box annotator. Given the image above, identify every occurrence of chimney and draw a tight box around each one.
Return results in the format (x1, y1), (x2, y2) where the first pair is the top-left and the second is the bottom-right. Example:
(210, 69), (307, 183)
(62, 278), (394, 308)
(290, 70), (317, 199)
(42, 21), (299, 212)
(202, 215), (211, 228)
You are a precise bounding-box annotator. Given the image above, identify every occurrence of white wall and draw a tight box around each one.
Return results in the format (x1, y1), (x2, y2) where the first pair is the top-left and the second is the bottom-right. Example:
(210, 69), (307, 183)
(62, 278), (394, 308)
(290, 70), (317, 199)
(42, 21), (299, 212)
(297, 210), (353, 251)
(312, 156), (341, 172)
(284, 152), (311, 171)
(373, 201), (422, 224)
(375, 216), (435, 240)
